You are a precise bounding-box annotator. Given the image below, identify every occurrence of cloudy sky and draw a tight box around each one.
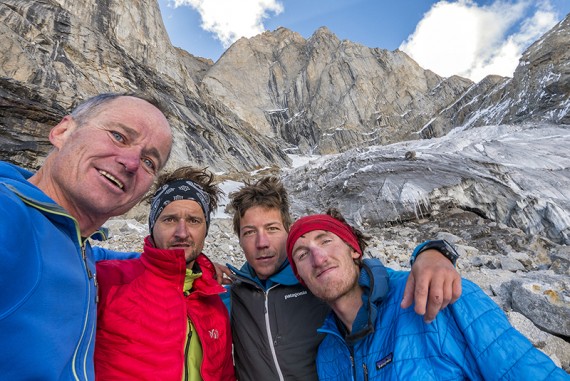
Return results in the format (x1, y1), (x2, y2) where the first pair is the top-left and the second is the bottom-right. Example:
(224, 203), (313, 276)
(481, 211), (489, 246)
(159, 0), (569, 82)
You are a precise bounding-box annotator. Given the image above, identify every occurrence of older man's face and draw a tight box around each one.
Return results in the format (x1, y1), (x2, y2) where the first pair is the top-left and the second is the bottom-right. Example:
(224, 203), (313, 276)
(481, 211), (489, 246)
(291, 230), (361, 302)
(48, 96), (172, 224)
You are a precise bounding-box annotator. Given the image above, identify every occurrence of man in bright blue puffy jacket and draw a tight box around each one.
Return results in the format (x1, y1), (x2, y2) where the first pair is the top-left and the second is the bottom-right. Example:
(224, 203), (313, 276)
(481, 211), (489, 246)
(287, 208), (568, 381)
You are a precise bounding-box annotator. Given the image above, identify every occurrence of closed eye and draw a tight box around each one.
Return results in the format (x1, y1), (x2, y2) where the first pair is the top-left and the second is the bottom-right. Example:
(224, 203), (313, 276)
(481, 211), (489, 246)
(294, 250), (308, 261)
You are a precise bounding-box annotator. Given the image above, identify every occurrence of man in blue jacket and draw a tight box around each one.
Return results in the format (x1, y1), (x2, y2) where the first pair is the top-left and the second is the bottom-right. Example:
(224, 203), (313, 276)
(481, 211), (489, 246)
(222, 177), (463, 381)
(287, 208), (568, 380)
(0, 93), (173, 381)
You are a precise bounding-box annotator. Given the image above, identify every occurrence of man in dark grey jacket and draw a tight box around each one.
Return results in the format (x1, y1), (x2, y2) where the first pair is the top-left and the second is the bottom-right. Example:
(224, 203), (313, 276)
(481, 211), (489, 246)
(220, 176), (461, 380)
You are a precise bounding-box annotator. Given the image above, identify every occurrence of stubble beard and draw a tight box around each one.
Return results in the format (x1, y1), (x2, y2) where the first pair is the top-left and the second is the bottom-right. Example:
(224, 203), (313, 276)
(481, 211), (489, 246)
(313, 266), (360, 303)
(184, 243), (200, 265)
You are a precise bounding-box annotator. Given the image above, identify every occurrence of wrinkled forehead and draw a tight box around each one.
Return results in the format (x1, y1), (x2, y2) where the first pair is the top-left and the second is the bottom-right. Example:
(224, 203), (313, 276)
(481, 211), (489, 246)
(240, 206), (284, 226)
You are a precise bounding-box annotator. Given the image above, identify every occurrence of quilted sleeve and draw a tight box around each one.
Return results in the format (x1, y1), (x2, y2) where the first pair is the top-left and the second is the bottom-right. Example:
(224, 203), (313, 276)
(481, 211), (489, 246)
(448, 279), (568, 380)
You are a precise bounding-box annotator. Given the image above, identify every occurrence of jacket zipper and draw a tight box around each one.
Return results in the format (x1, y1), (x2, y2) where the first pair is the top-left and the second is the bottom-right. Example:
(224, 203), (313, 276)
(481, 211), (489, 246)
(350, 347), (357, 381)
(363, 361), (369, 381)
(264, 285), (285, 381)
(81, 245), (99, 304)
(70, 225), (95, 381)
(82, 244), (93, 279)
(184, 324), (192, 381)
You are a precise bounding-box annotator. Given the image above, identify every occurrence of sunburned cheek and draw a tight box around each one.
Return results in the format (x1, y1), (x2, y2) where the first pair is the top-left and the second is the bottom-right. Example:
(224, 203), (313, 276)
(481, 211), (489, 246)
(133, 177), (154, 196)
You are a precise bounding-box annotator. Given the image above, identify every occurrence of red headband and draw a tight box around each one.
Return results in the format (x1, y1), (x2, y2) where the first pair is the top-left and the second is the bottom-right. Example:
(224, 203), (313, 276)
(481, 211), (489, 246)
(286, 214), (362, 283)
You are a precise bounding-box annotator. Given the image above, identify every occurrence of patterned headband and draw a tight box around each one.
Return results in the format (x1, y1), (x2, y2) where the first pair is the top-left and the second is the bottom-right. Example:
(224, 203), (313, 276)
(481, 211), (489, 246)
(148, 179), (211, 234)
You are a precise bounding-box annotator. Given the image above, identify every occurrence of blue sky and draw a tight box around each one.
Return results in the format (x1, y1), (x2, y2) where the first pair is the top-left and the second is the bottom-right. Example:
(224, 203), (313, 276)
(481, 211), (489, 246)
(158, 0), (569, 81)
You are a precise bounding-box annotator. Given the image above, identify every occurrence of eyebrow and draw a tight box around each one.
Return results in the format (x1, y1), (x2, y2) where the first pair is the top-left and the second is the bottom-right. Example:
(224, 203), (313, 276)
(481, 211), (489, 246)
(240, 221), (282, 232)
(160, 212), (204, 220)
(314, 231), (332, 240)
(299, 231), (331, 240)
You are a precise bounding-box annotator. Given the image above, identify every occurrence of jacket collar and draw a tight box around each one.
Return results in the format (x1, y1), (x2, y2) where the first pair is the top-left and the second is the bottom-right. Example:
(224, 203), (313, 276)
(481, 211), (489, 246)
(0, 161), (92, 242)
(142, 236), (187, 278)
(141, 236), (226, 296)
(0, 161), (64, 209)
(228, 258), (300, 290)
(333, 258), (390, 345)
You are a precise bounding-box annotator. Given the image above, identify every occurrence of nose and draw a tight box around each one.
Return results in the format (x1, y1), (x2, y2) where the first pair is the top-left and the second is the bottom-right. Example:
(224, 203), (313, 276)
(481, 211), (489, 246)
(117, 148), (141, 173)
(174, 219), (189, 239)
(310, 247), (328, 267)
(256, 230), (270, 249)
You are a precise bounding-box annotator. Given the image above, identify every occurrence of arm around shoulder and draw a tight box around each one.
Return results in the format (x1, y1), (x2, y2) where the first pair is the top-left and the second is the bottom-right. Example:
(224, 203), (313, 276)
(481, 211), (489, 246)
(92, 245), (141, 261)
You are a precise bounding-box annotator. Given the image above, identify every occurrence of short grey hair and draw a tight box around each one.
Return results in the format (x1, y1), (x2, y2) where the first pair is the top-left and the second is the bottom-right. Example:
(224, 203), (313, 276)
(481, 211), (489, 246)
(70, 93), (165, 126)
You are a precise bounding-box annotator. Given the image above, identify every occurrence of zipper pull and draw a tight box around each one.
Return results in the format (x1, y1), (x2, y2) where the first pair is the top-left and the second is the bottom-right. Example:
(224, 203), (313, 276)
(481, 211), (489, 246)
(94, 275), (99, 303)
(81, 245), (93, 279)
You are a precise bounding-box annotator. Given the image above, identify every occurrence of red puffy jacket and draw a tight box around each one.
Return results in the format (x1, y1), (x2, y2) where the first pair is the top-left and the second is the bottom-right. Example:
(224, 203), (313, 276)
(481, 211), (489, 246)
(95, 237), (235, 381)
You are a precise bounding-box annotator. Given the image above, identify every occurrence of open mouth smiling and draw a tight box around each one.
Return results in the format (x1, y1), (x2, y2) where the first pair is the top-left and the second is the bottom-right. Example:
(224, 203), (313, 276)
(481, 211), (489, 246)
(99, 170), (124, 190)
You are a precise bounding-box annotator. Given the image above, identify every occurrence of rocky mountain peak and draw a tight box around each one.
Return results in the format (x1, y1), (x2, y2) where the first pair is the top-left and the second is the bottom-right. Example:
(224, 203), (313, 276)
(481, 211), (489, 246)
(423, 14), (570, 137)
(307, 25), (340, 45)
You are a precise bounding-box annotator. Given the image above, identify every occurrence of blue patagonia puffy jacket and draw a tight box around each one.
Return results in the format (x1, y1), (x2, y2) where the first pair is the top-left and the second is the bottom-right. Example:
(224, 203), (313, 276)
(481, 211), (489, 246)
(316, 258), (568, 380)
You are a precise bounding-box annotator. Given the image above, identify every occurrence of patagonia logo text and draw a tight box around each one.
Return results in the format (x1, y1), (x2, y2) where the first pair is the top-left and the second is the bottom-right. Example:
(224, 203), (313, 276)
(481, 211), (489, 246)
(284, 291), (308, 300)
(376, 353), (393, 370)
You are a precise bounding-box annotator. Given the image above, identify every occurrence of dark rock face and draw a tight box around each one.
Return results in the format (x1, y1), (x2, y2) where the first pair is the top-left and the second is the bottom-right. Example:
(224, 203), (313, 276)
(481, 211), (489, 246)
(203, 27), (473, 154)
(0, 0), (290, 172)
(0, 78), (64, 168)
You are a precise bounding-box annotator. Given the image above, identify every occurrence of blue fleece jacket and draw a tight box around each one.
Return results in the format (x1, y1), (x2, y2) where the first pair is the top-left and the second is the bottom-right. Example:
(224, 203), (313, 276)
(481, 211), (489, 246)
(0, 161), (98, 380)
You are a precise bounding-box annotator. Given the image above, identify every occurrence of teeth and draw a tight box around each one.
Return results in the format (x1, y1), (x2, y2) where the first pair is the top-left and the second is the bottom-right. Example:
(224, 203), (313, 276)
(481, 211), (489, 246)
(99, 170), (124, 189)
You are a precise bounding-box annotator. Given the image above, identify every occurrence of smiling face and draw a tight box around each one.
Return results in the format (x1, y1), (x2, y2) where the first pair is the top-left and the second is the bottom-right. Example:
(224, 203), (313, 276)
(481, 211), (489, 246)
(238, 205), (288, 280)
(291, 230), (361, 302)
(37, 96), (172, 234)
(151, 199), (207, 266)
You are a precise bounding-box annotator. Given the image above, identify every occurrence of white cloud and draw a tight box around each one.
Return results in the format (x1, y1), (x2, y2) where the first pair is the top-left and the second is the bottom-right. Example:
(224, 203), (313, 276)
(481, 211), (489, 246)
(399, 0), (560, 82)
(172, 0), (283, 48)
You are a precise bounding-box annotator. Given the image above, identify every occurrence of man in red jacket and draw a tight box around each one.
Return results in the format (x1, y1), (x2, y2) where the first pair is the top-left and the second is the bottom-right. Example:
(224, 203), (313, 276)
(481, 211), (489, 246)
(95, 167), (235, 381)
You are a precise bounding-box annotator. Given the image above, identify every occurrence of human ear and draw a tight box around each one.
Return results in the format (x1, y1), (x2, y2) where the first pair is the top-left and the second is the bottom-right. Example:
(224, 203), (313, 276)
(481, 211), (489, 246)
(350, 249), (361, 260)
(48, 115), (76, 149)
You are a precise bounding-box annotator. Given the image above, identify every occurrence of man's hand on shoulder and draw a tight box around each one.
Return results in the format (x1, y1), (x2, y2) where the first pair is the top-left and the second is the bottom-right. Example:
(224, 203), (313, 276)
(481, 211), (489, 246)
(401, 249), (462, 323)
(213, 261), (234, 285)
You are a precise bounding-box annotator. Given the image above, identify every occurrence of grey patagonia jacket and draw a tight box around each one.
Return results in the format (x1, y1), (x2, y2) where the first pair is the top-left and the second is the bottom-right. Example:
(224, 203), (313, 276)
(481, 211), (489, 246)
(227, 260), (330, 381)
